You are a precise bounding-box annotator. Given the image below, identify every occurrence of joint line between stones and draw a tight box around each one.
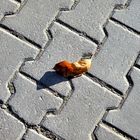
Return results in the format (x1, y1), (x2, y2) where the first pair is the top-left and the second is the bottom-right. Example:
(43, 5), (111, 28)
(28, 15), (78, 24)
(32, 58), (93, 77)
(110, 18), (140, 36)
(92, 54), (140, 140)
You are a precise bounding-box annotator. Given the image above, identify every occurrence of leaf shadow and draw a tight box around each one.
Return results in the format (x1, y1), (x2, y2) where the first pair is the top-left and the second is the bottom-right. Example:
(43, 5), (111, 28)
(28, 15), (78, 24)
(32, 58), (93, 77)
(36, 71), (69, 90)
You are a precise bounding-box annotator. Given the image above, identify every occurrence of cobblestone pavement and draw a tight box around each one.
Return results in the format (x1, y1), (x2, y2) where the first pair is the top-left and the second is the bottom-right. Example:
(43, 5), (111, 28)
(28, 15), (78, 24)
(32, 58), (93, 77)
(0, 0), (140, 140)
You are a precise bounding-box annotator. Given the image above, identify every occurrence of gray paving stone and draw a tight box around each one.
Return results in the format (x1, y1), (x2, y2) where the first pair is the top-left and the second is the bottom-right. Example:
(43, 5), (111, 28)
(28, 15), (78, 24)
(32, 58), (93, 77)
(2, 0), (73, 47)
(8, 73), (63, 125)
(89, 20), (140, 93)
(137, 58), (140, 66)
(95, 123), (127, 140)
(0, 108), (25, 140)
(113, 0), (140, 32)
(21, 22), (97, 96)
(24, 129), (50, 140)
(0, 0), (139, 139)
(0, 28), (38, 102)
(105, 67), (140, 139)
(59, 0), (126, 42)
(42, 75), (121, 140)
(0, 0), (17, 21)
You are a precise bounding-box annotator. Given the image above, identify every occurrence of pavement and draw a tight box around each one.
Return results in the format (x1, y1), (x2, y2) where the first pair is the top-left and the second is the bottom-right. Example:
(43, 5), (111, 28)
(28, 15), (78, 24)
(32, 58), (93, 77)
(0, 0), (140, 140)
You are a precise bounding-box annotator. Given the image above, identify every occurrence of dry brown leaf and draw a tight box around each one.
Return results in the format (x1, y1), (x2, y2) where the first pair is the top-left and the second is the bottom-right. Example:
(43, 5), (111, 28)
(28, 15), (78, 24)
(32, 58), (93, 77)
(53, 53), (93, 78)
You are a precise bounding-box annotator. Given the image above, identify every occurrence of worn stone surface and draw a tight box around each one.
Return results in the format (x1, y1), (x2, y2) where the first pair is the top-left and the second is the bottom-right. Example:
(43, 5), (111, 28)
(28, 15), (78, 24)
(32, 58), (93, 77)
(90, 20), (140, 93)
(2, 0), (73, 47)
(113, 0), (140, 32)
(0, 108), (25, 140)
(105, 67), (140, 139)
(0, 28), (38, 102)
(0, 0), (140, 139)
(59, 0), (126, 42)
(8, 73), (63, 125)
(21, 22), (97, 96)
(0, 0), (18, 21)
(95, 123), (128, 140)
(24, 129), (50, 140)
(137, 58), (140, 66)
(42, 75), (121, 140)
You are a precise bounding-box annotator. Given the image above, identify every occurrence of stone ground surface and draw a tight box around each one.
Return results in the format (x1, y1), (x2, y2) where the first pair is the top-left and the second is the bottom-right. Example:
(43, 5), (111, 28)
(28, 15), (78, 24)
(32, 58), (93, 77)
(0, 0), (140, 140)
